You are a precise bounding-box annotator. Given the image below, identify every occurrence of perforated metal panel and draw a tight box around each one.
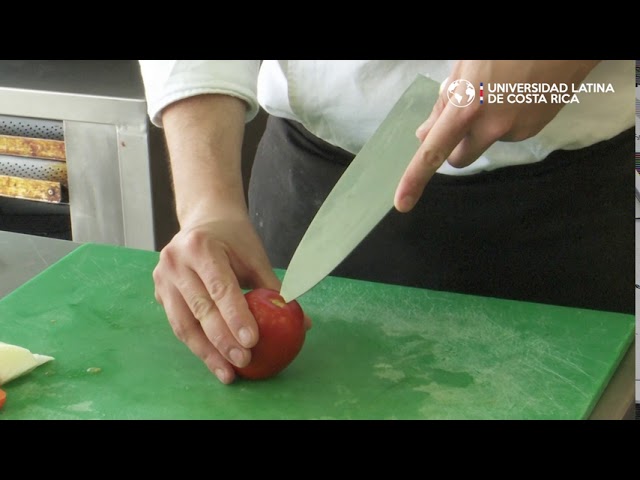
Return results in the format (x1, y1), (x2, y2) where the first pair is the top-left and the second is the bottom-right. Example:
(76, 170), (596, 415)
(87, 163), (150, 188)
(0, 115), (67, 186)
(0, 155), (67, 185)
(0, 115), (64, 140)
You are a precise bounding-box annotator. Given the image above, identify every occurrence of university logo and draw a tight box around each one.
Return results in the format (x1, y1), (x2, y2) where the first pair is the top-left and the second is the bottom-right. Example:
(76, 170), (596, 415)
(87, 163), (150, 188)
(446, 79), (476, 108)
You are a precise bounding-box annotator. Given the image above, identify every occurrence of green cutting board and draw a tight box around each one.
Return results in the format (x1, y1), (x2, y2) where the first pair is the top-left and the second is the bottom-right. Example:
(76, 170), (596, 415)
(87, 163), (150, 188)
(0, 243), (634, 419)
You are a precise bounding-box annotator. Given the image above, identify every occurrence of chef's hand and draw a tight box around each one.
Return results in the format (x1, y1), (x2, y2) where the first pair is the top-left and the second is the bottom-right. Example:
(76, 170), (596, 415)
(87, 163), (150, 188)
(394, 60), (600, 212)
(156, 93), (312, 385)
(153, 216), (282, 385)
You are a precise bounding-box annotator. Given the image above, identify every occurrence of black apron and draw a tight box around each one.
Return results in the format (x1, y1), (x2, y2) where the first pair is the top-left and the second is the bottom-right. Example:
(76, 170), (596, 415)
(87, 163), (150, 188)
(248, 116), (634, 314)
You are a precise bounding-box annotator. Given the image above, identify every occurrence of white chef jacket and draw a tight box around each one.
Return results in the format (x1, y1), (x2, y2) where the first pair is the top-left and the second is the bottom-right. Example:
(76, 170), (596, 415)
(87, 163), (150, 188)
(138, 60), (634, 176)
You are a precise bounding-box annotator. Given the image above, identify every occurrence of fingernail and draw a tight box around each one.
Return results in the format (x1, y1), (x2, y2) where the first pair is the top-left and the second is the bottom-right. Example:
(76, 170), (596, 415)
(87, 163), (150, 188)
(230, 348), (245, 367)
(238, 327), (253, 347)
(215, 368), (227, 383)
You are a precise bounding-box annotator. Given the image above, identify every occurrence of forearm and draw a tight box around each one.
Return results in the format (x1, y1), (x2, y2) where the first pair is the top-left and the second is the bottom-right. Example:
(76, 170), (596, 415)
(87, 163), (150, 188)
(161, 94), (248, 227)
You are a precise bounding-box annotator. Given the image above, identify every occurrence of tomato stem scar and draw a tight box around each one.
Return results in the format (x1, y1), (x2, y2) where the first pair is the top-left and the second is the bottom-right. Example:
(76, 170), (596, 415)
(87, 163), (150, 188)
(270, 298), (286, 308)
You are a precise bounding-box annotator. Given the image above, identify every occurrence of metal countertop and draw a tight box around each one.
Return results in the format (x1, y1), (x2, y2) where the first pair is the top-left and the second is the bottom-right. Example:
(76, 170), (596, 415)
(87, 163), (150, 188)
(0, 60), (147, 125)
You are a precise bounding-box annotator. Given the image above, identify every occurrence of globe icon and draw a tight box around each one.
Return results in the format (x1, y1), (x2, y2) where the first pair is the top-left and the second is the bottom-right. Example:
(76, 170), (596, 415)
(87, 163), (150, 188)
(447, 79), (476, 107)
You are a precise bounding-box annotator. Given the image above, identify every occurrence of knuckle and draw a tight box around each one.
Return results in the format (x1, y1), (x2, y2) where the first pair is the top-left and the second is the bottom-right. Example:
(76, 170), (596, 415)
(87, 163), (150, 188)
(157, 246), (176, 269)
(207, 278), (232, 303)
(425, 148), (447, 168)
(202, 352), (231, 380)
(417, 145), (447, 171)
(202, 351), (221, 369)
(183, 229), (207, 251)
(208, 333), (226, 351)
(153, 288), (163, 305)
(168, 319), (189, 343)
(152, 265), (163, 284)
(188, 293), (215, 321)
(221, 305), (243, 326)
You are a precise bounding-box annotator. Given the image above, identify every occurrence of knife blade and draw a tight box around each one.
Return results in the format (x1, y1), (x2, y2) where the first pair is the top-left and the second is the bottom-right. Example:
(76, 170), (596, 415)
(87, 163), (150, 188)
(280, 74), (441, 303)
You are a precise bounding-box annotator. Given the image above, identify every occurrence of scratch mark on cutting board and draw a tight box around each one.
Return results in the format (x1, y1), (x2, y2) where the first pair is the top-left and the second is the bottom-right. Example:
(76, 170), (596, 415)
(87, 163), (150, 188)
(71, 268), (94, 286)
(90, 258), (106, 274)
(541, 350), (597, 379)
(524, 361), (588, 398)
(67, 401), (94, 412)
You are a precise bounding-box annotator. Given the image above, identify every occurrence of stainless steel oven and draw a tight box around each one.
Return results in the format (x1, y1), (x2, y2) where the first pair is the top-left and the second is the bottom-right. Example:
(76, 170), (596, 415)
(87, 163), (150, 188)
(0, 60), (177, 250)
(0, 114), (71, 239)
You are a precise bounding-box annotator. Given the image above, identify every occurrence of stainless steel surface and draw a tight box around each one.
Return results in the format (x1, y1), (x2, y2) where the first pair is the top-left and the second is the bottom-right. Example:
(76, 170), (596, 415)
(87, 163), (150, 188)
(64, 121), (155, 248)
(0, 231), (78, 299)
(0, 87), (148, 127)
(0, 61), (147, 125)
(0, 60), (157, 250)
(280, 75), (441, 303)
(115, 124), (156, 249)
(64, 122), (125, 245)
(0, 61), (145, 98)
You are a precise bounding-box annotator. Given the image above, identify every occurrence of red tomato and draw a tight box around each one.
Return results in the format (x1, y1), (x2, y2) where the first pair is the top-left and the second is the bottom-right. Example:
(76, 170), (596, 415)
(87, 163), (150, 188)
(0, 388), (6, 409)
(234, 288), (306, 380)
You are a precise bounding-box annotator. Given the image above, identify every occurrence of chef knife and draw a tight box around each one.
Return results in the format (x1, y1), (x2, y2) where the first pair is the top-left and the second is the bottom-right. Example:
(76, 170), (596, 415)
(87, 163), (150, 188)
(280, 74), (441, 303)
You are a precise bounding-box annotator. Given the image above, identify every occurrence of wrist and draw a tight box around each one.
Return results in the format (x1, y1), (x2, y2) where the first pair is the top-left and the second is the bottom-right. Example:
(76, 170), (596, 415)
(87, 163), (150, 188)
(177, 195), (248, 229)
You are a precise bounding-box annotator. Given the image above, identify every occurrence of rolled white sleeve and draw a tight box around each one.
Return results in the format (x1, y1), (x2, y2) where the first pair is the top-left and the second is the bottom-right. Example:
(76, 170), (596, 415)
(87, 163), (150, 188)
(138, 60), (261, 127)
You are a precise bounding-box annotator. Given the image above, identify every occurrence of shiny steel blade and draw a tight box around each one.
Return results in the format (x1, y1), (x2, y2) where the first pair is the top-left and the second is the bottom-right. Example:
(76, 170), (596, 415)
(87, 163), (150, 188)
(280, 75), (440, 303)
